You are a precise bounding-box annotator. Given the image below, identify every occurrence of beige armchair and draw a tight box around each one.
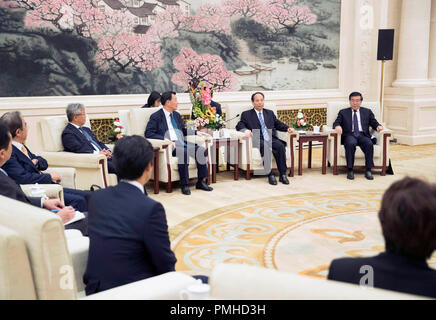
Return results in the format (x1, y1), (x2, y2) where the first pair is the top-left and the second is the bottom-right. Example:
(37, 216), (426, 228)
(226, 102), (298, 180)
(323, 102), (393, 175)
(38, 116), (117, 190)
(122, 108), (212, 193)
(209, 263), (425, 299)
(0, 196), (198, 300)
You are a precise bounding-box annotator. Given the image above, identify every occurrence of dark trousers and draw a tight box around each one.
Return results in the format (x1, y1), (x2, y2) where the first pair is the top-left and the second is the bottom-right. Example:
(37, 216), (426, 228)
(63, 188), (89, 212)
(64, 211), (88, 236)
(258, 137), (287, 175)
(343, 135), (374, 170)
(172, 142), (208, 186)
(107, 159), (116, 174)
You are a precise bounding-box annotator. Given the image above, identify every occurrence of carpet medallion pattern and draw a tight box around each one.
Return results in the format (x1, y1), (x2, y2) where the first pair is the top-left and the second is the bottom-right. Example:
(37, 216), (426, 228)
(170, 189), (436, 278)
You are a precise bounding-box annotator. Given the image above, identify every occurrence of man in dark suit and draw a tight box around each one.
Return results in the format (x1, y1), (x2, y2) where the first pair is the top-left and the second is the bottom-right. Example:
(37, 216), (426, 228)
(1, 111), (88, 212)
(328, 177), (436, 298)
(83, 136), (177, 294)
(61, 103), (116, 174)
(333, 92), (383, 180)
(0, 122), (87, 234)
(145, 91), (213, 195)
(236, 92), (295, 185)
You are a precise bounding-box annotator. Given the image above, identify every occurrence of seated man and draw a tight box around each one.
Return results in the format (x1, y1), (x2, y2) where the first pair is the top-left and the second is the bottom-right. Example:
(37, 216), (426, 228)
(1, 111), (88, 213)
(145, 91), (213, 195)
(236, 92), (294, 185)
(328, 177), (436, 298)
(84, 136), (177, 294)
(0, 122), (87, 235)
(333, 92), (383, 180)
(61, 103), (116, 174)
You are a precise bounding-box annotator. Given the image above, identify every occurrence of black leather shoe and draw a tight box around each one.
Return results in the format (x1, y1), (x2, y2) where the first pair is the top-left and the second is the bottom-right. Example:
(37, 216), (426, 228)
(268, 173), (277, 185)
(365, 170), (374, 180)
(196, 180), (213, 191)
(279, 174), (290, 185)
(181, 185), (191, 195)
(347, 169), (354, 180)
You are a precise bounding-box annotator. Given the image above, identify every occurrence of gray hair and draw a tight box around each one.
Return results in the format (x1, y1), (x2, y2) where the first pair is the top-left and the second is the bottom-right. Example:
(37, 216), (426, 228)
(0, 111), (23, 138)
(66, 103), (85, 122)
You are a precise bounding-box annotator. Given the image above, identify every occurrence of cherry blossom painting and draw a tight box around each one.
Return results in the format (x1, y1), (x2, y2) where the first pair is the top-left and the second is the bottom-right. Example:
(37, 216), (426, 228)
(0, 0), (340, 96)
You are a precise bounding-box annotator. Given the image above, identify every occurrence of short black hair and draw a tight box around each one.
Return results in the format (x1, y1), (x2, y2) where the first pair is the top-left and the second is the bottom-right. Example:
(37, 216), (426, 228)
(0, 111), (23, 138)
(379, 177), (436, 260)
(161, 91), (176, 107)
(251, 92), (265, 102)
(144, 91), (161, 108)
(112, 135), (154, 180)
(349, 92), (363, 101)
(0, 121), (11, 150)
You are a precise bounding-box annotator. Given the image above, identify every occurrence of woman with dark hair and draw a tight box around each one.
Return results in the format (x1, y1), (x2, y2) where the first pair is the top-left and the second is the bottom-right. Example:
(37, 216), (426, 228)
(327, 177), (436, 298)
(142, 91), (161, 108)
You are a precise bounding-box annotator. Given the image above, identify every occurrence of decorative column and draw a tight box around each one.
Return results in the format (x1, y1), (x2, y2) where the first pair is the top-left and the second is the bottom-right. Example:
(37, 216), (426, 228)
(384, 0), (436, 145)
(429, 0), (436, 85)
(392, 0), (432, 87)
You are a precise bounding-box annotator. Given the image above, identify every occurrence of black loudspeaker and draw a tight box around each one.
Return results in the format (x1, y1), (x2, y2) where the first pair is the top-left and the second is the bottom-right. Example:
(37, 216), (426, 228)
(377, 29), (395, 61)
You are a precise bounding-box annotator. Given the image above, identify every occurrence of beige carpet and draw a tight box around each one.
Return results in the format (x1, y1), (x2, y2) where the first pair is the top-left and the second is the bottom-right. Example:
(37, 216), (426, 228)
(145, 143), (436, 277)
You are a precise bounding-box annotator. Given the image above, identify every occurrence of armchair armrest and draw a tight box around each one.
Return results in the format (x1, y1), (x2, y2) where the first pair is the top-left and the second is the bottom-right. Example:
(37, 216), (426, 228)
(276, 131), (299, 146)
(43, 167), (76, 189)
(147, 139), (172, 150)
(40, 152), (106, 169)
(185, 134), (211, 146)
(81, 272), (198, 300)
(20, 184), (64, 204)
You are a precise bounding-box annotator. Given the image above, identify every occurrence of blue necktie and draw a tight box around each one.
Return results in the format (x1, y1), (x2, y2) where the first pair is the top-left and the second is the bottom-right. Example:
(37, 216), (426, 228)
(0, 168), (8, 176)
(170, 113), (186, 146)
(80, 127), (102, 151)
(258, 112), (270, 141)
(353, 110), (360, 138)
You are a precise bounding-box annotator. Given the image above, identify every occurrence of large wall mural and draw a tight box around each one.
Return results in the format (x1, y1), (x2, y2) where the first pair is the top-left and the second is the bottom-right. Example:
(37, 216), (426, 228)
(0, 0), (341, 96)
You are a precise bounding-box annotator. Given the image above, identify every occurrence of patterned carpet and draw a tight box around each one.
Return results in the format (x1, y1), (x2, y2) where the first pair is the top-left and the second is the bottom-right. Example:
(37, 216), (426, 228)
(169, 143), (436, 278)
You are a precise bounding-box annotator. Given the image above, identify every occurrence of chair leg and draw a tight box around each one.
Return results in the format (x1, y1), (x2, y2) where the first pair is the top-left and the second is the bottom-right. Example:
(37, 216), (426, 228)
(246, 165), (251, 180)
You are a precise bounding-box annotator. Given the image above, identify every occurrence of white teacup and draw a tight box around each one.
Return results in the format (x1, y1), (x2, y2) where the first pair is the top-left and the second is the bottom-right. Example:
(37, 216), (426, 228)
(313, 125), (320, 133)
(179, 280), (210, 300)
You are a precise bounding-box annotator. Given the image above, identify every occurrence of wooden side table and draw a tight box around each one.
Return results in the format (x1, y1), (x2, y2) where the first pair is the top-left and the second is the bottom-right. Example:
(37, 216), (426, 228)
(211, 138), (239, 183)
(298, 133), (328, 175)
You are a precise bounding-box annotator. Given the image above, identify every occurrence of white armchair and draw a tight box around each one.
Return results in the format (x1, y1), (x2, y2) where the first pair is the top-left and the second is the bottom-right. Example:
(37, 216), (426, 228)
(226, 102), (298, 180)
(323, 102), (393, 175)
(209, 263), (425, 299)
(38, 116), (117, 190)
(122, 108), (212, 193)
(0, 196), (198, 300)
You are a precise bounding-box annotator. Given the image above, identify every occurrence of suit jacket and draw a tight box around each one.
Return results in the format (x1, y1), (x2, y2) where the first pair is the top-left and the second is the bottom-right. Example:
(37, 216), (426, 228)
(0, 170), (41, 207)
(236, 108), (289, 148)
(332, 107), (380, 144)
(83, 182), (176, 295)
(2, 145), (52, 185)
(328, 252), (436, 298)
(145, 109), (187, 141)
(62, 123), (108, 154)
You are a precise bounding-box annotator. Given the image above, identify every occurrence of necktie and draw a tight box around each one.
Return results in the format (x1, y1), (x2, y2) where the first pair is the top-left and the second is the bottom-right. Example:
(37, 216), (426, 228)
(353, 110), (360, 137)
(258, 112), (270, 141)
(0, 168), (8, 176)
(80, 127), (102, 151)
(21, 145), (30, 158)
(170, 113), (186, 146)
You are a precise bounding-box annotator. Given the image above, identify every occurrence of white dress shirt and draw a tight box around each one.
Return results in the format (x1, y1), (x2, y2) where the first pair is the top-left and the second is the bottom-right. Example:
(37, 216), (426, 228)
(70, 122), (100, 154)
(163, 109), (178, 141)
(121, 180), (145, 194)
(351, 108), (363, 132)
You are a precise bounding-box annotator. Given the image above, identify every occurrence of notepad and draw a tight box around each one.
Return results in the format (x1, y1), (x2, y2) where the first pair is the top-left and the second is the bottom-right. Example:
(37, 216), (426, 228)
(64, 211), (86, 226)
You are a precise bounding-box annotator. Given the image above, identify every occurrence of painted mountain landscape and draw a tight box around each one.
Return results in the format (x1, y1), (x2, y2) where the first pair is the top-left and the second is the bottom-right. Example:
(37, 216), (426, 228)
(0, 0), (341, 96)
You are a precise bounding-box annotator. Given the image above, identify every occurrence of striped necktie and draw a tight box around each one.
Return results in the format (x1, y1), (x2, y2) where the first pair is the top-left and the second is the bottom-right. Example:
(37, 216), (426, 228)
(80, 127), (102, 151)
(170, 113), (186, 146)
(258, 112), (270, 141)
